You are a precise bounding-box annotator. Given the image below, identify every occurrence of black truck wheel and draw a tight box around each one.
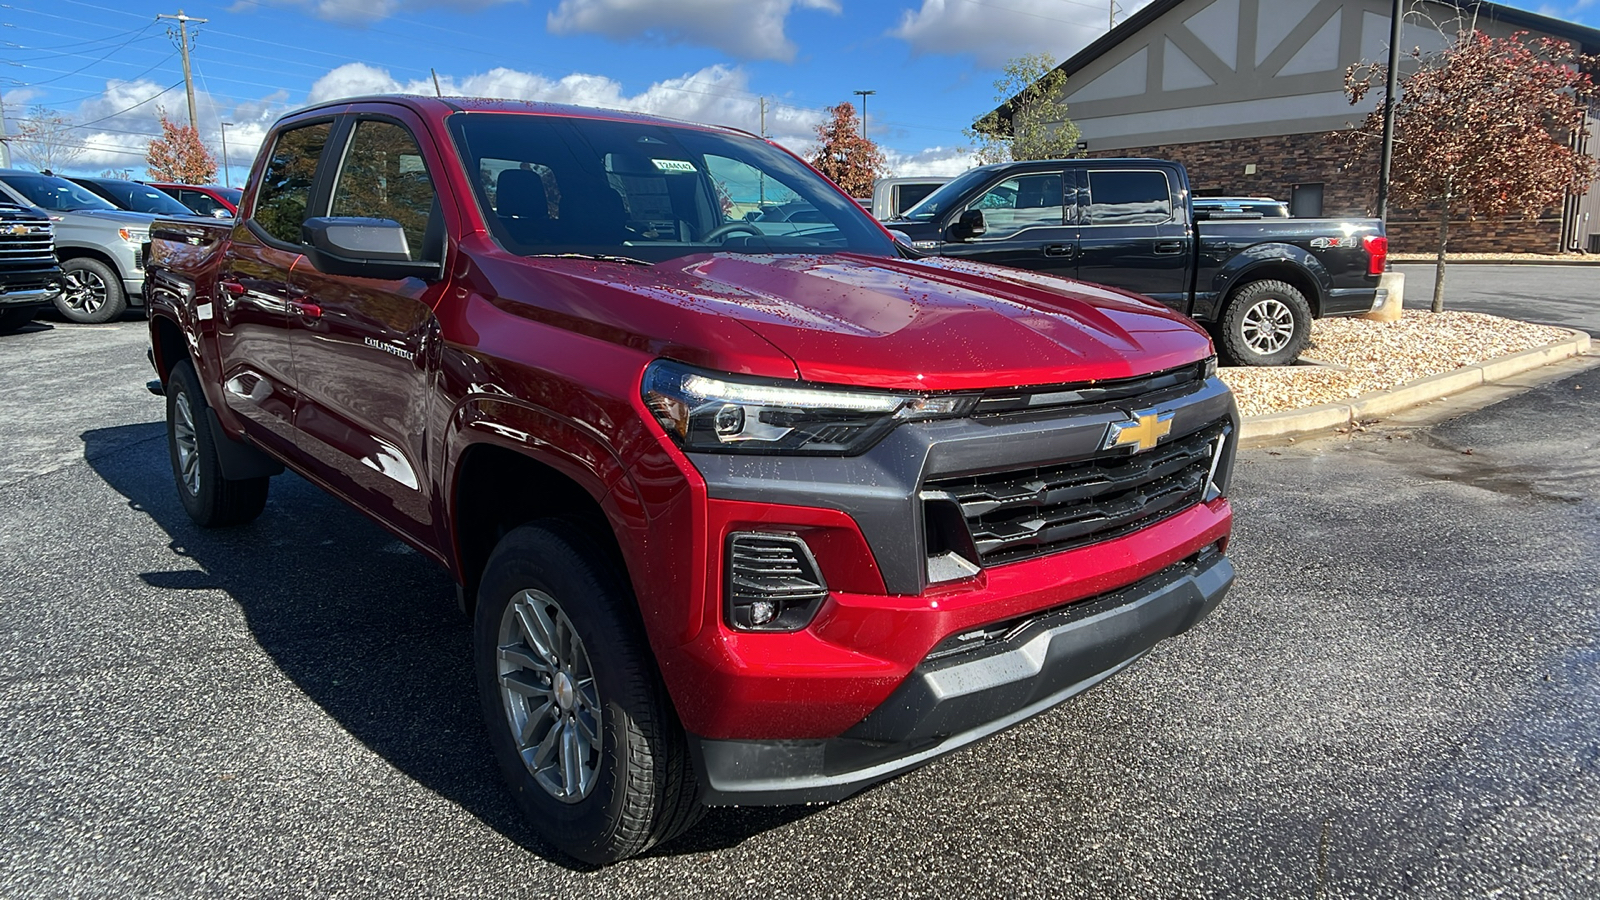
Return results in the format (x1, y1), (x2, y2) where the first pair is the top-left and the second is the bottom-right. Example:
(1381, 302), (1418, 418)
(57, 258), (127, 324)
(475, 522), (701, 864)
(166, 360), (270, 527)
(1218, 279), (1311, 367)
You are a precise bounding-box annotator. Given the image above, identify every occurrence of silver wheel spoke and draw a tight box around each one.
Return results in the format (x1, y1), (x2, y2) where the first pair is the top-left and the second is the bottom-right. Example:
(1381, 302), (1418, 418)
(561, 723), (582, 797)
(499, 643), (552, 676)
(500, 668), (552, 699)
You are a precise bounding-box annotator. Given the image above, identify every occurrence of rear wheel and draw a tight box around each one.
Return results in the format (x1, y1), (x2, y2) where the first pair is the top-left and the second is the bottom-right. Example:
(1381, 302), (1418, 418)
(56, 258), (127, 324)
(166, 360), (270, 526)
(1217, 279), (1311, 367)
(474, 522), (701, 864)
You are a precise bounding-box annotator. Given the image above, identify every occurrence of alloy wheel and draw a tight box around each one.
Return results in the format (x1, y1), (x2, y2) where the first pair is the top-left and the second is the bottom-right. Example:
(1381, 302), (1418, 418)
(1240, 298), (1295, 356)
(61, 270), (108, 315)
(496, 588), (603, 803)
(172, 388), (201, 496)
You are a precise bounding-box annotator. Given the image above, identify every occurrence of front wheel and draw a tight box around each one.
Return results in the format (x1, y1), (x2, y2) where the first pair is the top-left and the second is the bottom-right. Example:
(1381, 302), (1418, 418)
(1217, 279), (1312, 367)
(56, 258), (127, 324)
(166, 360), (270, 527)
(474, 522), (701, 864)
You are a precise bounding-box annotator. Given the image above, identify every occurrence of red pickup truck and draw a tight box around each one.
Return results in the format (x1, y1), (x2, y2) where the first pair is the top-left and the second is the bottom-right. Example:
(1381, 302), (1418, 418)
(144, 95), (1238, 863)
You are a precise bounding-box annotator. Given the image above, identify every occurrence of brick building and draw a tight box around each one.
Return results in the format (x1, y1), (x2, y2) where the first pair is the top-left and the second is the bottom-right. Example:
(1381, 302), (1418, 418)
(987, 0), (1600, 253)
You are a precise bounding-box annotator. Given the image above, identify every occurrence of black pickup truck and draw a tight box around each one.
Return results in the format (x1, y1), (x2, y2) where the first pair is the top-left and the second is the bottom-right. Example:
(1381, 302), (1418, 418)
(887, 159), (1387, 366)
(0, 200), (62, 334)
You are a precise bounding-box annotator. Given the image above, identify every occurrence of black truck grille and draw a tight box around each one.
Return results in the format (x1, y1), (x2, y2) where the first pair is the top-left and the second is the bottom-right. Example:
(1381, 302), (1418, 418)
(926, 421), (1228, 567)
(0, 213), (55, 267)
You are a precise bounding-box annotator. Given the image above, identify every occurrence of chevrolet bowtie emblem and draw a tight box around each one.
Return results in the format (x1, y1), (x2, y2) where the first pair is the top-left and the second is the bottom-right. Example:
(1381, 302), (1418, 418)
(1104, 408), (1174, 453)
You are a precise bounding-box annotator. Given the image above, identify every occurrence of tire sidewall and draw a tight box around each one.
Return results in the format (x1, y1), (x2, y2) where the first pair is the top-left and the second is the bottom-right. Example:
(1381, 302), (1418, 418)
(473, 527), (651, 863)
(1221, 280), (1311, 367)
(56, 258), (126, 325)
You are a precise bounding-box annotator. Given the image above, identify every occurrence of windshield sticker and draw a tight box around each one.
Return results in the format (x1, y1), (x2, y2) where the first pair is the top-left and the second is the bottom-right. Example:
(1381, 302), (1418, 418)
(652, 159), (697, 174)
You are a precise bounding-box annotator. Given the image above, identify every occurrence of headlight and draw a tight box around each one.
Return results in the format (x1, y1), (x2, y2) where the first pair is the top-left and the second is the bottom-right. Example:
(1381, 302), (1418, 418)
(118, 227), (149, 244)
(642, 359), (975, 456)
(1202, 355), (1218, 379)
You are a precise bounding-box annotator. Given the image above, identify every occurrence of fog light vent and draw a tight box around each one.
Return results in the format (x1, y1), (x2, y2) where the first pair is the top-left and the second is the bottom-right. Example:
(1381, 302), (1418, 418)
(726, 532), (829, 632)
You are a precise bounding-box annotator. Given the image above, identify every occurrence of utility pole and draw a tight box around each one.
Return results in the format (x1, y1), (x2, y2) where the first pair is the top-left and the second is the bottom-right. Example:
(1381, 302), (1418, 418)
(1375, 0), (1403, 220)
(853, 89), (875, 139)
(758, 98), (767, 205)
(1109, 0), (1122, 30)
(219, 121), (233, 188)
(157, 9), (207, 129)
(431, 68), (443, 97)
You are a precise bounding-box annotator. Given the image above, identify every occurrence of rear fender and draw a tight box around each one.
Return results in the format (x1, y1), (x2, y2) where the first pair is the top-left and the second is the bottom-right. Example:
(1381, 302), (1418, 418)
(1197, 244), (1330, 322)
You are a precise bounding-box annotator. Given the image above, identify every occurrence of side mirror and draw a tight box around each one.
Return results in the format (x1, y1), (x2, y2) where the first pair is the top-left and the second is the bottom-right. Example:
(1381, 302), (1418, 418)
(301, 217), (442, 281)
(951, 208), (986, 241)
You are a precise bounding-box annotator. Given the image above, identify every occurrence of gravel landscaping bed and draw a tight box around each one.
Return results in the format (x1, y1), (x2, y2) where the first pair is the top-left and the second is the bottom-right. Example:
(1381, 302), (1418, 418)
(1219, 310), (1576, 418)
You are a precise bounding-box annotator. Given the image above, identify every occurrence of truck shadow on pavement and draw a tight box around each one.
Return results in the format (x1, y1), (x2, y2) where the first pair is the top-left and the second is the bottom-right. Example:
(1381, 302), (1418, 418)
(83, 422), (818, 868)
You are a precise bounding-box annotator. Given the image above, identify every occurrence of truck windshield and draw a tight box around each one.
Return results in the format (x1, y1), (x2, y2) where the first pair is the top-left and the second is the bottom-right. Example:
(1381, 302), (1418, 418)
(896, 167), (998, 222)
(448, 113), (895, 263)
(0, 173), (119, 212)
(78, 179), (195, 215)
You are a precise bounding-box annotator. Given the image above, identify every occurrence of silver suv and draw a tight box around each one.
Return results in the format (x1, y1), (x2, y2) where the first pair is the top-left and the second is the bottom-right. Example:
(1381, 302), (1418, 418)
(0, 170), (154, 324)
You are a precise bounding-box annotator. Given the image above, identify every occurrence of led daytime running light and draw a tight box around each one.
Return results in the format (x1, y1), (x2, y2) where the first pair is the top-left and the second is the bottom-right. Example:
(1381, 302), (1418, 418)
(679, 373), (906, 414)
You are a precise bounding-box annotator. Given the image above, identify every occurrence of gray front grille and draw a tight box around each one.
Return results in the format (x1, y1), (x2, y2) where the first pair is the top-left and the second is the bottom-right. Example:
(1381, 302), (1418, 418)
(926, 421), (1228, 567)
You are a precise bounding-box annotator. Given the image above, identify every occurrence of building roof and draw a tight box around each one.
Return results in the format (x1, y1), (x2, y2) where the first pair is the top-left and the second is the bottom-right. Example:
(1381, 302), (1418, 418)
(984, 0), (1600, 126)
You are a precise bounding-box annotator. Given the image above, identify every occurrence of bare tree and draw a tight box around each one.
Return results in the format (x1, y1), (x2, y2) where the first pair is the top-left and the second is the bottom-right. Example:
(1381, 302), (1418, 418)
(1347, 30), (1599, 311)
(11, 105), (86, 172)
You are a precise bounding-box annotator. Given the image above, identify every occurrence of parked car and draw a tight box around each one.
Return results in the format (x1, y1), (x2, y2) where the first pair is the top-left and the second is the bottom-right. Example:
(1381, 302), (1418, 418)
(871, 175), (950, 221)
(1193, 196), (1291, 220)
(887, 160), (1387, 366)
(69, 176), (212, 219)
(144, 95), (1237, 863)
(148, 182), (240, 218)
(0, 199), (63, 333)
(0, 170), (153, 323)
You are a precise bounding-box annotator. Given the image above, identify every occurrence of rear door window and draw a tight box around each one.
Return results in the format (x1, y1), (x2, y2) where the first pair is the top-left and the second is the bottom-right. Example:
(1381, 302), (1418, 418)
(1084, 170), (1173, 225)
(252, 121), (333, 245)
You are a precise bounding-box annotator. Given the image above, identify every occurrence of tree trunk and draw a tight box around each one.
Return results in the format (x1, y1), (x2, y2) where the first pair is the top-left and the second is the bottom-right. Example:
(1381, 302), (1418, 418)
(1431, 198), (1450, 313)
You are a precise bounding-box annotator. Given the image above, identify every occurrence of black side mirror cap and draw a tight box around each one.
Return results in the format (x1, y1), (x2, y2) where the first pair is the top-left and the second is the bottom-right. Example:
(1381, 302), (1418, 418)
(301, 216), (443, 281)
(951, 208), (986, 241)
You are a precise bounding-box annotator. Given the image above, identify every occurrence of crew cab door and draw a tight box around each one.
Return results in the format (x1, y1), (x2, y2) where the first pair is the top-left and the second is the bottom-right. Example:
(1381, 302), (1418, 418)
(938, 170), (1075, 277)
(288, 111), (449, 542)
(215, 118), (336, 457)
(1071, 167), (1192, 312)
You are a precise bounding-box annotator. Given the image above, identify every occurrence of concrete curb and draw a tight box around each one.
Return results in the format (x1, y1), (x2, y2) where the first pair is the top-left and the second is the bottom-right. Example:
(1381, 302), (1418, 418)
(1239, 328), (1593, 444)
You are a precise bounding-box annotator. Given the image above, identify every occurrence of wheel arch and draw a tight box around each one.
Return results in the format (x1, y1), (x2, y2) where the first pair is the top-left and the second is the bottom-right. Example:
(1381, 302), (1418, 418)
(1212, 247), (1329, 318)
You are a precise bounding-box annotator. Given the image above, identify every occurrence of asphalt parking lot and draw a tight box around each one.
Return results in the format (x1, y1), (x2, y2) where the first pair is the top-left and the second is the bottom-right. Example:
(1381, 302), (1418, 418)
(1, 298), (1597, 898)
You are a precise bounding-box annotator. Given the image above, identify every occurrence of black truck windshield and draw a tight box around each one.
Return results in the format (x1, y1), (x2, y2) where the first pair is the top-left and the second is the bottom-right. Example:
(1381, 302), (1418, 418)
(896, 167), (997, 222)
(448, 113), (895, 263)
(0, 173), (119, 212)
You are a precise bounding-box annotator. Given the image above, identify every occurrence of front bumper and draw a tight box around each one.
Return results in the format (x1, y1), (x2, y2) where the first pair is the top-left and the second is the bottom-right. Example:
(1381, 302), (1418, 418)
(0, 267), (62, 307)
(689, 550), (1234, 805)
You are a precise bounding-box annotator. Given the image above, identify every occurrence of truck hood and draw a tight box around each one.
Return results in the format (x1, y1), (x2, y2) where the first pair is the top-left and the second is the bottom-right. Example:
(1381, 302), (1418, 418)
(50, 208), (158, 228)
(645, 253), (1213, 391)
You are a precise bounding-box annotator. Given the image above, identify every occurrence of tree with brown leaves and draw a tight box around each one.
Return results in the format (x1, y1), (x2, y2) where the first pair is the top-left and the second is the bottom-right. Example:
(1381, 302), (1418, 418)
(808, 102), (885, 199)
(146, 112), (218, 184)
(1346, 30), (1599, 311)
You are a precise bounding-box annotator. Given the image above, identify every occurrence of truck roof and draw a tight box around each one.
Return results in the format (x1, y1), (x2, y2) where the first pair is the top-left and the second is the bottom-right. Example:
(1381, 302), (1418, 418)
(285, 93), (761, 141)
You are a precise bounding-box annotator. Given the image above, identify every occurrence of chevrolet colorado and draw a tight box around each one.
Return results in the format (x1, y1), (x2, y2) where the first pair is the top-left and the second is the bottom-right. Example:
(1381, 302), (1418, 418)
(144, 95), (1238, 863)
(888, 160), (1388, 366)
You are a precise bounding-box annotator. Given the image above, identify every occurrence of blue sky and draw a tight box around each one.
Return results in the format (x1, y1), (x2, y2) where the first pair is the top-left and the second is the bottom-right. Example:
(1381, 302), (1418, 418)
(4, 0), (1597, 183)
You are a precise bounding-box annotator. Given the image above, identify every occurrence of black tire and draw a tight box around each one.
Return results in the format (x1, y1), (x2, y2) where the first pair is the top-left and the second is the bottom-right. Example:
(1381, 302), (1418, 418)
(0, 307), (36, 334)
(1217, 279), (1312, 367)
(166, 360), (270, 527)
(56, 257), (127, 324)
(474, 522), (701, 864)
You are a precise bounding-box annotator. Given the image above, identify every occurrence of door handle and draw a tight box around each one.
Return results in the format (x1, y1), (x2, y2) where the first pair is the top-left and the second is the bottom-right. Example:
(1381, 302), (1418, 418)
(220, 281), (245, 295)
(1154, 240), (1184, 255)
(289, 299), (323, 319)
(1042, 244), (1074, 258)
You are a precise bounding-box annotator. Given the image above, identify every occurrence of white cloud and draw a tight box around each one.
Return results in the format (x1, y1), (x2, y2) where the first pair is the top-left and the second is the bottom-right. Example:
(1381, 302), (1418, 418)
(547, 0), (841, 62)
(883, 145), (977, 177)
(891, 0), (1154, 66)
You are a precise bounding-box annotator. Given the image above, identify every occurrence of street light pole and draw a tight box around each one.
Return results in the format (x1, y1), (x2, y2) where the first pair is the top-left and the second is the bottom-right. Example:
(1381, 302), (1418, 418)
(219, 121), (233, 188)
(853, 89), (876, 139)
(1376, 0), (1403, 220)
